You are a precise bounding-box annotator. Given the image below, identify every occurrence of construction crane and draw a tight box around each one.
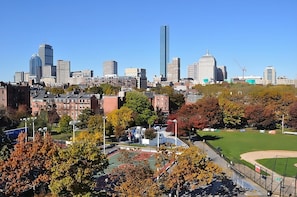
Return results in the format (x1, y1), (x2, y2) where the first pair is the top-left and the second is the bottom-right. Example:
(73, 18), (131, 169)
(234, 59), (247, 80)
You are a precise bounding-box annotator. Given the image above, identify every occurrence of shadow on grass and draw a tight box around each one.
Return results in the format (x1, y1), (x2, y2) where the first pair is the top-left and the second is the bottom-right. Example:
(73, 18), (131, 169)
(193, 134), (222, 141)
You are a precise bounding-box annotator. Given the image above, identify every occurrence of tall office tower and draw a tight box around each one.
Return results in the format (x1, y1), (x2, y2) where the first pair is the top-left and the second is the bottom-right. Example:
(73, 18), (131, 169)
(56, 60), (70, 84)
(14, 72), (24, 83)
(160, 25), (169, 79)
(167, 57), (180, 83)
(263, 66), (276, 85)
(29, 54), (42, 82)
(38, 44), (53, 67)
(217, 66), (227, 81)
(103, 60), (118, 76)
(188, 63), (198, 80)
(198, 51), (217, 84)
(125, 68), (147, 89)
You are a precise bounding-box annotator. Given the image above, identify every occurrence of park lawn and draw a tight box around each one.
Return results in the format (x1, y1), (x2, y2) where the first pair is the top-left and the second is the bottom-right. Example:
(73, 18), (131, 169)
(257, 158), (297, 178)
(198, 130), (297, 163)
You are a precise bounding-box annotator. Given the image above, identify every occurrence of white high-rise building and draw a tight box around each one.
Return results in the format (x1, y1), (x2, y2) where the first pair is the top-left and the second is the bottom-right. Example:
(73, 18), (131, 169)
(167, 57), (180, 83)
(198, 51), (217, 84)
(263, 66), (276, 85)
(56, 60), (70, 84)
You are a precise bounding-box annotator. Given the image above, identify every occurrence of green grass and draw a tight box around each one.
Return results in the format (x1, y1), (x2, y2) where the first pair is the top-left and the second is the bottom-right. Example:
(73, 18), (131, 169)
(257, 158), (297, 177)
(198, 130), (297, 176)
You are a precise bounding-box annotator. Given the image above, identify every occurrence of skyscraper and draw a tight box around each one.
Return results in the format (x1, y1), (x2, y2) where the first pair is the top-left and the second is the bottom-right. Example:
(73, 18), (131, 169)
(263, 66), (276, 85)
(198, 51), (217, 84)
(29, 54), (42, 82)
(160, 25), (169, 79)
(38, 44), (53, 68)
(56, 60), (70, 84)
(103, 61), (118, 76)
(167, 57), (180, 83)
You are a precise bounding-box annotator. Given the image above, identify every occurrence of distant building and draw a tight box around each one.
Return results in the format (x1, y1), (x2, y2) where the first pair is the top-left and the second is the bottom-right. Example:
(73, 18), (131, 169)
(263, 66), (276, 85)
(0, 82), (30, 112)
(167, 57), (180, 83)
(31, 90), (100, 120)
(160, 25), (169, 79)
(29, 54), (42, 83)
(38, 44), (53, 67)
(198, 51), (217, 84)
(103, 61), (118, 76)
(125, 68), (147, 89)
(93, 75), (137, 89)
(56, 60), (70, 84)
(217, 65), (227, 81)
(14, 72), (24, 83)
(187, 63), (197, 80)
(102, 95), (120, 115)
(42, 65), (56, 78)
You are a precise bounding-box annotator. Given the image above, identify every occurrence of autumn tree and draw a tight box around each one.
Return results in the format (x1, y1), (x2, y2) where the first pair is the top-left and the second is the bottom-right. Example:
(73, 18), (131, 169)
(144, 128), (157, 140)
(163, 146), (222, 197)
(288, 101), (297, 129)
(108, 150), (161, 197)
(49, 141), (108, 196)
(220, 98), (245, 129)
(196, 96), (224, 129)
(108, 106), (133, 139)
(245, 104), (276, 130)
(0, 132), (59, 196)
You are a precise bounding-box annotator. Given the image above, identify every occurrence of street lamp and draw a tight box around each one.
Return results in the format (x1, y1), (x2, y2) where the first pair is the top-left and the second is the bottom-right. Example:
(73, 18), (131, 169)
(38, 127), (47, 138)
(31, 117), (37, 141)
(168, 119), (177, 146)
(69, 120), (80, 143)
(20, 117), (30, 142)
(103, 116), (107, 154)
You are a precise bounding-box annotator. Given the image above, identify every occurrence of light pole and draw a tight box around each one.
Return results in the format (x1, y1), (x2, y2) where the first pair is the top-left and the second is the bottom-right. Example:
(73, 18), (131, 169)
(69, 120), (80, 143)
(38, 127), (47, 138)
(157, 127), (160, 149)
(20, 117), (30, 142)
(31, 117), (37, 141)
(103, 116), (107, 154)
(168, 119), (177, 146)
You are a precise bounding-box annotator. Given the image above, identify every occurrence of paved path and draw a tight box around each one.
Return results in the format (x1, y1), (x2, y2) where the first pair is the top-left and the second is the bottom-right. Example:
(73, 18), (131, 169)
(193, 140), (268, 196)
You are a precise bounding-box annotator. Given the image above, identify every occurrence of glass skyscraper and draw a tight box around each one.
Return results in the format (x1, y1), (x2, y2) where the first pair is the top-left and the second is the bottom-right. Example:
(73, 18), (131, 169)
(38, 44), (53, 67)
(160, 25), (169, 79)
(29, 54), (42, 81)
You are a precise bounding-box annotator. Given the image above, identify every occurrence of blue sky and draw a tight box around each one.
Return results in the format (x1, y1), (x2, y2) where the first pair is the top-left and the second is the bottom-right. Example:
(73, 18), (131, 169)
(1, 0), (296, 82)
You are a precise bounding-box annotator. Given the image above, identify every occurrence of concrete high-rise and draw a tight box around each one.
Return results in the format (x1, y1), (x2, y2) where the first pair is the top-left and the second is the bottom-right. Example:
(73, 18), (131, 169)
(38, 44), (53, 67)
(29, 54), (42, 82)
(56, 60), (70, 84)
(198, 51), (217, 84)
(103, 61), (118, 76)
(125, 68), (147, 89)
(167, 57), (180, 83)
(263, 66), (276, 85)
(160, 25), (169, 79)
(14, 72), (24, 83)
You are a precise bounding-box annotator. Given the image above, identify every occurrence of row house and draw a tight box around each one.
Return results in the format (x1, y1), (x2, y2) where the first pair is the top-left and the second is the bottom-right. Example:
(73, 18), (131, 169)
(31, 90), (100, 120)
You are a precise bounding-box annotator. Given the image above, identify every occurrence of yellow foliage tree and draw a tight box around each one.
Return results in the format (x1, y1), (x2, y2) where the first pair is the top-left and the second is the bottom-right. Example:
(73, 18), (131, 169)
(163, 146), (222, 197)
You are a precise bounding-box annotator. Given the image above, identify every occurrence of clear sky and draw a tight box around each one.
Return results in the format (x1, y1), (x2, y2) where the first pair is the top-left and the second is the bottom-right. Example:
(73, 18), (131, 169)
(1, 0), (296, 82)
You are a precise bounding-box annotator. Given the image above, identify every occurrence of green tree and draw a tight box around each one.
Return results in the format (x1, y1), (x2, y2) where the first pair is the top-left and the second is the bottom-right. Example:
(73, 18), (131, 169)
(86, 85), (103, 94)
(58, 115), (72, 133)
(0, 132), (58, 196)
(124, 91), (154, 126)
(49, 141), (109, 196)
(78, 108), (95, 129)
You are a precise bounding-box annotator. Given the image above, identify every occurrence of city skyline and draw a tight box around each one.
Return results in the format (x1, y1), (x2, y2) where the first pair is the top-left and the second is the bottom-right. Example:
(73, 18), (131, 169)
(0, 0), (296, 83)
